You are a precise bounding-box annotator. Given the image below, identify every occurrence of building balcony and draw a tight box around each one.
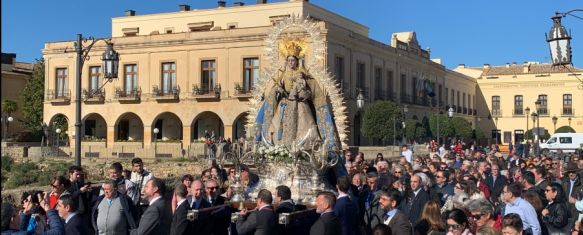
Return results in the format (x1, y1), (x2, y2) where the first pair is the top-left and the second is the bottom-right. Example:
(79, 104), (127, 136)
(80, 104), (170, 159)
(457, 106), (462, 113)
(114, 87), (141, 102)
(512, 108), (524, 116)
(46, 89), (71, 104)
(192, 84), (221, 99)
(233, 83), (253, 98)
(400, 94), (413, 104)
(83, 89), (105, 103)
(491, 109), (502, 117)
(463, 107), (468, 114)
(562, 108), (574, 116)
(152, 85), (180, 100)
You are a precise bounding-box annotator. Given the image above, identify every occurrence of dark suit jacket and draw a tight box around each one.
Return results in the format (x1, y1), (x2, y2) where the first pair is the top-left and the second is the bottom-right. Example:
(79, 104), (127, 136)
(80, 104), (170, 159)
(334, 196), (358, 235)
(187, 196), (212, 209)
(486, 174), (507, 201)
(310, 212), (341, 235)
(131, 197), (171, 235)
(209, 196), (230, 235)
(65, 213), (87, 235)
(276, 201), (295, 214)
(389, 210), (412, 235)
(407, 189), (429, 224)
(185, 196), (211, 234)
(170, 201), (189, 235)
(236, 205), (278, 235)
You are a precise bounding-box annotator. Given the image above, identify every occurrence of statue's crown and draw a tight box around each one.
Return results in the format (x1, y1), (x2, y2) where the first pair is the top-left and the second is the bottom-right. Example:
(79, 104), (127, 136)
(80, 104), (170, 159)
(279, 38), (306, 58)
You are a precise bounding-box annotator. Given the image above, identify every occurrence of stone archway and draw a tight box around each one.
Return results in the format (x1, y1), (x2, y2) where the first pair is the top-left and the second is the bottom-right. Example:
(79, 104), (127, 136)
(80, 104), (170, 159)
(114, 112), (144, 141)
(82, 113), (107, 141)
(48, 114), (69, 146)
(151, 112), (183, 141)
(232, 112), (249, 141)
(191, 111), (224, 141)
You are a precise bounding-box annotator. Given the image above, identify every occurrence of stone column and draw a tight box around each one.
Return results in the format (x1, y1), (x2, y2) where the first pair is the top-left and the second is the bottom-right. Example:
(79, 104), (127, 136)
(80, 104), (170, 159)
(144, 126), (152, 148)
(107, 125), (115, 148)
(183, 125), (192, 145)
(224, 125), (233, 141)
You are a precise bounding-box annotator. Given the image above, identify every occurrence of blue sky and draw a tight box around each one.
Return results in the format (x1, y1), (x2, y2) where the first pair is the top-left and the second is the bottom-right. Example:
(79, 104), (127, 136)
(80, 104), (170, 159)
(2, 0), (581, 69)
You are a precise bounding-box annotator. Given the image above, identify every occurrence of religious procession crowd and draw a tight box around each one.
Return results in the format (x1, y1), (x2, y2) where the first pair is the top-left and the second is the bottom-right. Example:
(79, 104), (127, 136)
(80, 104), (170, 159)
(2, 142), (583, 235)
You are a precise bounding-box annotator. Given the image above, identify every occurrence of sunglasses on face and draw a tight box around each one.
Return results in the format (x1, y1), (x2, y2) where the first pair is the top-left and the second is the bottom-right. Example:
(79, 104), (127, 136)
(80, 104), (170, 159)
(207, 186), (219, 190)
(447, 224), (462, 230)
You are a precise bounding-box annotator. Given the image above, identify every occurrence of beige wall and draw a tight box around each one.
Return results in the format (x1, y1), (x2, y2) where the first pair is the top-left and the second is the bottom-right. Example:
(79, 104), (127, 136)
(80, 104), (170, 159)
(1, 64), (31, 138)
(456, 64), (583, 144)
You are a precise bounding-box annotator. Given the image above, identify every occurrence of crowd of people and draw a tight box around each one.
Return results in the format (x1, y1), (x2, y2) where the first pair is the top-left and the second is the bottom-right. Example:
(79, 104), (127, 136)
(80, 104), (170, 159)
(2, 142), (583, 235)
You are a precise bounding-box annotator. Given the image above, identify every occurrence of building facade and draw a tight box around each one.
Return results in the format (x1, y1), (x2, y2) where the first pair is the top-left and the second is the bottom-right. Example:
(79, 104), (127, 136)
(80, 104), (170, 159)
(456, 63), (582, 144)
(1, 53), (33, 140)
(42, 0), (476, 158)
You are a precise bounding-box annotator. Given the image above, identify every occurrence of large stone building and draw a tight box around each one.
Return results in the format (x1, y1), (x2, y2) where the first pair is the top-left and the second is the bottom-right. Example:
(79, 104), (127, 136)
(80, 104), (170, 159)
(1, 53), (33, 140)
(42, 0), (476, 158)
(456, 63), (582, 144)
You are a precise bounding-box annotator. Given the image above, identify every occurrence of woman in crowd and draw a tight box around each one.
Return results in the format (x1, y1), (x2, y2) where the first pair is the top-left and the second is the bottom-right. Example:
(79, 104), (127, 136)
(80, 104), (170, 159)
(522, 191), (547, 235)
(542, 182), (570, 234)
(509, 167), (523, 184)
(181, 174), (194, 188)
(467, 198), (501, 231)
(476, 226), (500, 235)
(375, 153), (384, 164)
(414, 200), (446, 235)
(501, 213), (523, 235)
(446, 208), (473, 235)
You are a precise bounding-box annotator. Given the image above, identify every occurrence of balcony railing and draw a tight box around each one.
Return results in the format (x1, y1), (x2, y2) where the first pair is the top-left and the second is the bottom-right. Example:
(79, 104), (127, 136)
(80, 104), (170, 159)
(46, 89), (71, 103)
(562, 107), (574, 116)
(513, 109), (524, 116)
(153, 85), (180, 100)
(114, 87), (141, 101)
(491, 109), (502, 117)
(537, 108), (549, 116)
(83, 89), (105, 102)
(401, 94), (414, 104)
(234, 83), (253, 98)
(193, 84), (221, 99)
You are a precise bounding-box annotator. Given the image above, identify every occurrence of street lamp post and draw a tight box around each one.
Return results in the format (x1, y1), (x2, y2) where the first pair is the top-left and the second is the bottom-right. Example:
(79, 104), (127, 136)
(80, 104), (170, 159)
(525, 107), (530, 141)
(56, 128), (62, 156)
(403, 105), (409, 144)
(552, 115), (558, 132)
(153, 128), (159, 158)
(74, 34), (119, 167)
(568, 117), (572, 127)
(447, 107), (454, 145)
(546, 9), (582, 89)
(494, 117), (499, 145)
(2, 116), (13, 141)
(535, 100), (542, 156)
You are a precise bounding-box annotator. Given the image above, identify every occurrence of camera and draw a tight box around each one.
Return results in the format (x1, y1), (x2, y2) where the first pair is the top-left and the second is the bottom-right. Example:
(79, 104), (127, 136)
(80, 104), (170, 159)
(186, 210), (198, 221)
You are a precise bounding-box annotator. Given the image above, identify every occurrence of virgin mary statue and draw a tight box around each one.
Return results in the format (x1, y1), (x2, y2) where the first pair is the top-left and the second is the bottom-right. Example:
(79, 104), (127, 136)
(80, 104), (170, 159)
(255, 38), (339, 150)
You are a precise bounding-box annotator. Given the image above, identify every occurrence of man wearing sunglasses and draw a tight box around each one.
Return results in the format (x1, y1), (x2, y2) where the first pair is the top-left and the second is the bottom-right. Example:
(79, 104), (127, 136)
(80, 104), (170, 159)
(432, 170), (454, 206)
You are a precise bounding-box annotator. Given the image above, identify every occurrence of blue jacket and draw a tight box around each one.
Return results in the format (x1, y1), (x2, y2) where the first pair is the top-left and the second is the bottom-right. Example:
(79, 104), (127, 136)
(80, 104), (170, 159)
(334, 196), (358, 235)
(2, 210), (64, 235)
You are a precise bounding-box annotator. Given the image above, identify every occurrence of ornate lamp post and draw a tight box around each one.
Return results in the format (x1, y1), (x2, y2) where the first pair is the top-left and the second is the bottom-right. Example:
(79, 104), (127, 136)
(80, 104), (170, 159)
(73, 34), (119, 166)
(552, 115), (558, 132)
(153, 128), (159, 157)
(56, 128), (62, 156)
(525, 107), (530, 140)
(547, 9), (582, 89)
(568, 117), (572, 127)
(356, 89), (365, 110)
(2, 116), (13, 141)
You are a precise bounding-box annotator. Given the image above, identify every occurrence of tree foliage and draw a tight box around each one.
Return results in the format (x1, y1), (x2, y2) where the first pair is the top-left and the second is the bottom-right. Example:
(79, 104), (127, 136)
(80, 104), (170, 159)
(452, 117), (473, 139)
(555, 125), (576, 133)
(525, 128), (551, 141)
(428, 114), (455, 139)
(362, 101), (403, 141)
(21, 58), (45, 134)
(1, 99), (18, 115)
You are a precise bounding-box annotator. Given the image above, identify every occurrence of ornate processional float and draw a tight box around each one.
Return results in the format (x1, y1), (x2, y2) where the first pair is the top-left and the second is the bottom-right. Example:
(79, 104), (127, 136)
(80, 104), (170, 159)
(217, 15), (350, 205)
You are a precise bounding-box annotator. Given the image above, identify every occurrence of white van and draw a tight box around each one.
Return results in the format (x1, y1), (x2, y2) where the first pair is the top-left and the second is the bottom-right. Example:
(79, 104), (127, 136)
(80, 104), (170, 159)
(539, 133), (583, 153)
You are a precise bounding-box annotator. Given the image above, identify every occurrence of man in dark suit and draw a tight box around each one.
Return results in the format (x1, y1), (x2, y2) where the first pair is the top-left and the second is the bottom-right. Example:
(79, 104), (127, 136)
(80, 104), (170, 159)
(310, 191), (341, 235)
(378, 189), (411, 235)
(56, 194), (87, 235)
(406, 174), (429, 224)
(170, 183), (190, 235)
(485, 164), (507, 203)
(206, 179), (230, 235)
(334, 176), (358, 235)
(275, 185), (295, 214)
(508, 153), (525, 169)
(363, 172), (383, 233)
(131, 178), (171, 235)
(236, 189), (278, 235)
(187, 180), (211, 209)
